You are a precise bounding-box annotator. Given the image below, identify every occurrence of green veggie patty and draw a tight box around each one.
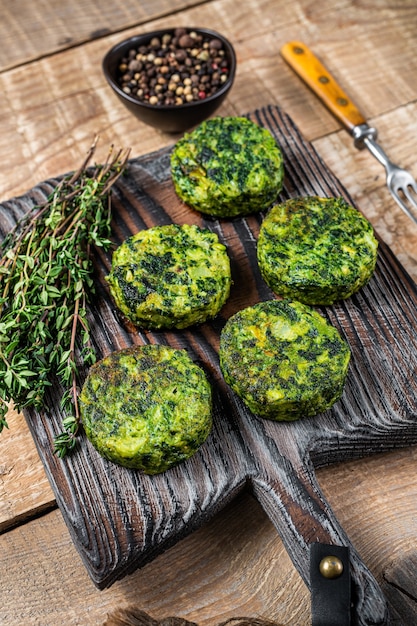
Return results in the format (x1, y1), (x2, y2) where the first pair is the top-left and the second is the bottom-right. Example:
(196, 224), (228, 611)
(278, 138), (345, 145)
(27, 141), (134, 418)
(79, 344), (213, 473)
(219, 299), (351, 421)
(170, 116), (284, 217)
(257, 196), (378, 304)
(106, 223), (231, 329)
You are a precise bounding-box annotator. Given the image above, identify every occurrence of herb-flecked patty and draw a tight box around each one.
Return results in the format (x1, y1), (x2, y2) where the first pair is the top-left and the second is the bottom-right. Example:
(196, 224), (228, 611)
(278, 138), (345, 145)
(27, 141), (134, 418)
(219, 299), (350, 421)
(257, 196), (378, 305)
(170, 116), (284, 217)
(106, 223), (231, 329)
(79, 344), (213, 474)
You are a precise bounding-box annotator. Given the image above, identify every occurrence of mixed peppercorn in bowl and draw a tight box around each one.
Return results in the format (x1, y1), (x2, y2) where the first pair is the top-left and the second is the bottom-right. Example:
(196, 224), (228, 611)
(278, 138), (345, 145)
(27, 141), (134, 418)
(102, 27), (236, 133)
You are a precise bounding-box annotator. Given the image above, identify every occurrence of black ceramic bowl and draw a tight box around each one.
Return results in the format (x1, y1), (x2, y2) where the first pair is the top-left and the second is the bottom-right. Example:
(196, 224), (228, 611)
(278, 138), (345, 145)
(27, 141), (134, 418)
(102, 27), (236, 134)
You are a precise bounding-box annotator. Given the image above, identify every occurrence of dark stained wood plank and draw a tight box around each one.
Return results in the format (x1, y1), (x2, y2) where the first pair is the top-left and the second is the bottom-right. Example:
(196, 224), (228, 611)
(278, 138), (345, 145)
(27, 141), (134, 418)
(382, 551), (417, 622)
(3, 447), (417, 625)
(0, 494), (311, 626)
(2, 0), (417, 237)
(2, 104), (417, 625)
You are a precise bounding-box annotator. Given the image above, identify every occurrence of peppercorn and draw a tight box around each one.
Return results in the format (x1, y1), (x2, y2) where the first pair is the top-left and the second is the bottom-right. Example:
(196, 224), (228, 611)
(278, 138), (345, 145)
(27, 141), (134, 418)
(116, 28), (231, 106)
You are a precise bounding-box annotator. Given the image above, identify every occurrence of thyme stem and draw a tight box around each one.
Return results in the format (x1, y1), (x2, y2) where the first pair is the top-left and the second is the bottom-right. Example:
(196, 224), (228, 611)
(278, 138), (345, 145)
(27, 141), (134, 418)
(0, 138), (130, 456)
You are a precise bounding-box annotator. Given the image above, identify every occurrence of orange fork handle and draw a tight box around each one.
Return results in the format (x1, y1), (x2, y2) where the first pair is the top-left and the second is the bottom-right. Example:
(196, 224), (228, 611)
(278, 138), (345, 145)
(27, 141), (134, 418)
(281, 41), (367, 132)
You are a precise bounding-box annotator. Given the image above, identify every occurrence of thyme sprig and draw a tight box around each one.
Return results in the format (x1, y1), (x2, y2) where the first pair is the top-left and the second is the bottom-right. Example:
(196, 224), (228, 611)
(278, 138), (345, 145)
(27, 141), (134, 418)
(0, 138), (130, 457)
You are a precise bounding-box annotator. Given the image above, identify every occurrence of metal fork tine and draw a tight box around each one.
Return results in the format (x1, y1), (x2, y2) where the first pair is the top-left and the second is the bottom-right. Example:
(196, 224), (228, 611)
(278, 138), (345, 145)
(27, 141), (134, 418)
(390, 184), (417, 226)
(404, 180), (417, 210)
(359, 133), (417, 226)
(280, 43), (417, 229)
(403, 185), (417, 211)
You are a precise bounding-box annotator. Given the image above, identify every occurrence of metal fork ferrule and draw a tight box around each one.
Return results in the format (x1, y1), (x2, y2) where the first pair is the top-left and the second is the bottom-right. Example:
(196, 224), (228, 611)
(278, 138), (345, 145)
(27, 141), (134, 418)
(352, 123), (378, 150)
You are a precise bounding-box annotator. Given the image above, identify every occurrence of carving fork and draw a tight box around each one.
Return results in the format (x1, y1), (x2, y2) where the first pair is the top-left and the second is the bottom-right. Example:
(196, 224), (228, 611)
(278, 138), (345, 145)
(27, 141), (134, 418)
(281, 41), (417, 227)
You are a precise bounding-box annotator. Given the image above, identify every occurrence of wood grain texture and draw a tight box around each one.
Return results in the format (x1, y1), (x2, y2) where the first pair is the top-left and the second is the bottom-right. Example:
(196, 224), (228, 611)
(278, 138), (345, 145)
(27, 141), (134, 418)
(1, 0), (417, 289)
(0, 494), (311, 626)
(0, 0), (208, 71)
(317, 448), (417, 625)
(312, 103), (417, 282)
(382, 550), (417, 622)
(2, 104), (417, 625)
(1, 1), (417, 624)
(1, 0), (417, 221)
(0, 405), (55, 532)
(2, 449), (417, 625)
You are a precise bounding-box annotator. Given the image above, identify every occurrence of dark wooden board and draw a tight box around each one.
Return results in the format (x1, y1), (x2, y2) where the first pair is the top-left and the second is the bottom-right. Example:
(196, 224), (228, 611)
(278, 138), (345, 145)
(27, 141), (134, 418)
(2, 105), (417, 625)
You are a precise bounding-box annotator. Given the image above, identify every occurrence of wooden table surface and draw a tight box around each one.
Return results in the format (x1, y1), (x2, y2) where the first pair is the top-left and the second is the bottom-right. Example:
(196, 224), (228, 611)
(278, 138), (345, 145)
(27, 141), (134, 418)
(1, 1), (417, 624)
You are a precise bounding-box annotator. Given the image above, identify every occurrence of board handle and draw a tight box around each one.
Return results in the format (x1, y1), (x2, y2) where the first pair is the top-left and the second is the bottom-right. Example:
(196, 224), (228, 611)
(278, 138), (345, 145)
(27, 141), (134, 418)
(249, 441), (389, 625)
(281, 41), (367, 132)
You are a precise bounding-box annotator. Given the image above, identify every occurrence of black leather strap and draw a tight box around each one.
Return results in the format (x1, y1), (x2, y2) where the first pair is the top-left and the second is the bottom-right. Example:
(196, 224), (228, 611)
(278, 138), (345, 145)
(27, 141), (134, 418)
(310, 543), (351, 626)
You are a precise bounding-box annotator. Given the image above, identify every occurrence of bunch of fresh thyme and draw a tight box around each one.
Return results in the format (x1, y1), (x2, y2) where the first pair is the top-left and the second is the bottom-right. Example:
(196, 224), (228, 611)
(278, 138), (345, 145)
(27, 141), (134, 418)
(0, 138), (130, 457)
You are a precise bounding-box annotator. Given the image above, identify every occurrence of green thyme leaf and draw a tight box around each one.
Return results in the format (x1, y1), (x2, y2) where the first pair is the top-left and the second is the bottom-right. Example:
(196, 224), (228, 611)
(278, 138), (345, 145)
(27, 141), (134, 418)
(0, 138), (130, 456)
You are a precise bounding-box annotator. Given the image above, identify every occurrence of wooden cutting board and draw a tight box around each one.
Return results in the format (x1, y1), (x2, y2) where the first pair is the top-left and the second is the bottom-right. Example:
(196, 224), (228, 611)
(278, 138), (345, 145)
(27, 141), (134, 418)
(2, 105), (417, 625)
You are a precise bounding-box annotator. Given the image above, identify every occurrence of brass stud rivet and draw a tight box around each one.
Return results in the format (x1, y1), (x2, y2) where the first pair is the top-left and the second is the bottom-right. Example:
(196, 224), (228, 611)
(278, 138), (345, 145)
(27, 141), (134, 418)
(319, 555), (344, 579)
(318, 75), (330, 84)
